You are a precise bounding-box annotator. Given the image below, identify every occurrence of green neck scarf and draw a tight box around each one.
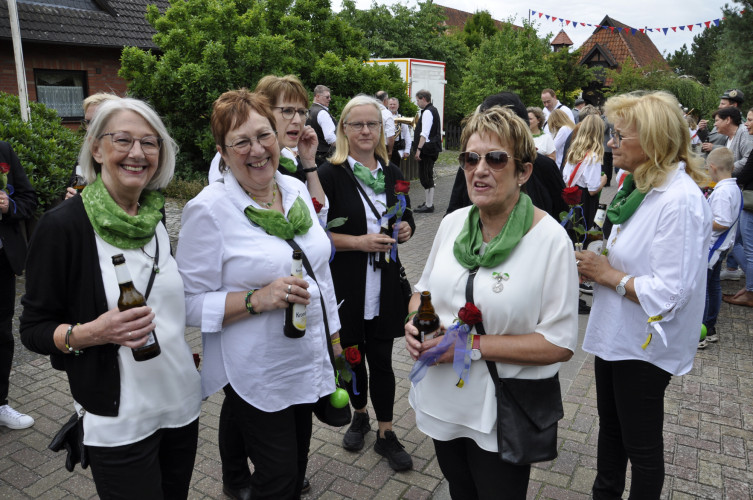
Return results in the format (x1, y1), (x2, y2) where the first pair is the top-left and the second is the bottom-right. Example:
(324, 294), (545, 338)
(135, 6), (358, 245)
(244, 195), (313, 240)
(278, 157), (298, 174)
(606, 173), (647, 224)
(353, 162), (385, 194)
(81, 174), (164, 249)
(453, 193), (534, 270)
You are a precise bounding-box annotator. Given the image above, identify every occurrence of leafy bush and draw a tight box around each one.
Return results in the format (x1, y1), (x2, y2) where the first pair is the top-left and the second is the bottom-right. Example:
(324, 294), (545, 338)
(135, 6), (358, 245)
(0, 92), (81, 216)
(163, 176), (206, 201)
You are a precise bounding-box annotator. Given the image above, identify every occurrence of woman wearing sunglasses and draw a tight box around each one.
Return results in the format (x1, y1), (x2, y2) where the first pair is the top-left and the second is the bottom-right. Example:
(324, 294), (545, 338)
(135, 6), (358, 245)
(405, 106), (578, 499)
(318, 95), (416, 471)
(575, 91), (711, 499)
(176, 89), (340, 498)
(21, 98), (202, 497)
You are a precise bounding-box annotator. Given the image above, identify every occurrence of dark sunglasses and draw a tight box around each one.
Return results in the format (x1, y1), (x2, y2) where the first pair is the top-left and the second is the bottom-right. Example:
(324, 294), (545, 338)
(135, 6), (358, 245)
(458, 151), (516, 171)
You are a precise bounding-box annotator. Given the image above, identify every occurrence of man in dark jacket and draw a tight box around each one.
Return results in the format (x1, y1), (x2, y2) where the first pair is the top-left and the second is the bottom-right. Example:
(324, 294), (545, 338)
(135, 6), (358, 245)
(0, 141), (37, 429)
(413, 89), (442, 213)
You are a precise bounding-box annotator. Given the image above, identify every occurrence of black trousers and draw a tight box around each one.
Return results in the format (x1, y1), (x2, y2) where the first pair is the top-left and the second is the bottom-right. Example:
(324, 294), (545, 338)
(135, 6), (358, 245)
(433, 437), (530, 500)
(593, 357), (671, 500)
(418, 155), (436, 190)
(219, 384), (313, 499)
(0, 250), (16, 407)
(87, 419), (199, 500)
(603, 152), (613, 186)
(345, 317), (396, 422)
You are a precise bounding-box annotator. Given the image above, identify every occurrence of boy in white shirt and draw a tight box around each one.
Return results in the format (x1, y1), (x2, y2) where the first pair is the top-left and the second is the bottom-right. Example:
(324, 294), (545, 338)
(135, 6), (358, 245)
(700, 148), (742, 348)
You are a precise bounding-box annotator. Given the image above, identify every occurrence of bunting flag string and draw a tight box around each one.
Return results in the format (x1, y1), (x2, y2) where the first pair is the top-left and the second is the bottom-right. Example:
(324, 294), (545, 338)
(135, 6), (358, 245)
(529, 9), (728, 35)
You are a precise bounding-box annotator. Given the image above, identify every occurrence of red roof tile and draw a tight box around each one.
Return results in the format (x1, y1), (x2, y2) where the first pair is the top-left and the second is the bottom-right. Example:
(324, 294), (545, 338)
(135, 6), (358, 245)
(551, 29), (573, 47)
(441, 6), (520, 32)
(578, 15), (668, 71)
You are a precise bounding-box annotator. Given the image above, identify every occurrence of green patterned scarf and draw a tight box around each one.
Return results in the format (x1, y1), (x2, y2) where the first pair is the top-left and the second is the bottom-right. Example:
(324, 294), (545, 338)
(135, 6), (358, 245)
(453, 193), (534, 270)
(81, 174), (164, 249)
(606, 173), (647, 224)
(353, 162), (385, 194)
(278, 157), (298, 174)
(244, 195), (313, 239)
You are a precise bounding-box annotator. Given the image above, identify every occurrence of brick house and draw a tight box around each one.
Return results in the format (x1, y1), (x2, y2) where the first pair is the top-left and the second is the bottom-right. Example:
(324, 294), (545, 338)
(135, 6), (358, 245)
(0, 0), (167, 124)
(578, 15), (668, 105)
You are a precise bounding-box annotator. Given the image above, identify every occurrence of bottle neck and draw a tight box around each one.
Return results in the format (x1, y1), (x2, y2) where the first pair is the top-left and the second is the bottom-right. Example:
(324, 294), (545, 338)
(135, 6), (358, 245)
(114, 263), (133, 285)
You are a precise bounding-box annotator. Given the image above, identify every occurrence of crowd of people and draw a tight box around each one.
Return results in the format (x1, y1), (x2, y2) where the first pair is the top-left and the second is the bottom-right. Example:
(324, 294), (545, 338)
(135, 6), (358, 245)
(0, 77), (750, 500)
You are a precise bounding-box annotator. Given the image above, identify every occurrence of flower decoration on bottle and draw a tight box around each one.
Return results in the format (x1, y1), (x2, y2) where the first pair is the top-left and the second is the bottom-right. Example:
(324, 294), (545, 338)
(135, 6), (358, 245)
(377, 180), (410, 263)
(559, 191), (602, 249)
(334, 345), (360, 395)
(409, 302), (482, 388)
(312, 197), (347, 262)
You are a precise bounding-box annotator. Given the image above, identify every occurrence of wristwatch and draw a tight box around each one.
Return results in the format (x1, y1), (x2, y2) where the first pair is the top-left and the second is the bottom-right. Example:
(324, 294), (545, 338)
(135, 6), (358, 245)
(470, 334), (482, 361)
(616, 274), (633, 296)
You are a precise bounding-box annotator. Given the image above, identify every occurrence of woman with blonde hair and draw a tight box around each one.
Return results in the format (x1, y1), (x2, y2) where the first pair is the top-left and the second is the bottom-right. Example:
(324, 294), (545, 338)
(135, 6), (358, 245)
(527, 106), (556, 160)
(575, 91), (711, 499)
(561, 114), (607, 228)
(318, 95), (416, 471)
(547, 108), (575, 167)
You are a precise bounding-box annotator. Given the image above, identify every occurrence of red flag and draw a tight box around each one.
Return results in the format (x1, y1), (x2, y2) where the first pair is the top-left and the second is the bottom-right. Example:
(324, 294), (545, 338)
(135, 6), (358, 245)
(639, 28), (645, 33)
(609, 26), (615, 32)
(688, 25), (693, 31)
(566, 20), (571, 26)
(704, 21), (711, 28)
(539, 12), (544, 18)
(580, 22), (586, 26)
(671, 26), (677, 32)
(552, 17), (557, 21)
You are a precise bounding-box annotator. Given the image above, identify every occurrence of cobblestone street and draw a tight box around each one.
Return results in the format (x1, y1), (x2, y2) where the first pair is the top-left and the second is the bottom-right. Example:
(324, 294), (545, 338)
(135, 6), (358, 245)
(1, 164), (752, 499)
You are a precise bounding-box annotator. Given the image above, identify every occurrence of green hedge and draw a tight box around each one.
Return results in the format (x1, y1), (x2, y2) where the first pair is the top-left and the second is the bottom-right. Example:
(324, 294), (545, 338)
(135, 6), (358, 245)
(0, 92), (81, 216)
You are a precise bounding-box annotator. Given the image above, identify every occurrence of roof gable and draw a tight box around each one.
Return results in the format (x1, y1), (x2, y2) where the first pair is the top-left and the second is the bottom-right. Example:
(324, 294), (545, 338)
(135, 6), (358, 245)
(551, 29), (573, 47)
(441, 6), (519, 31)
(0, 0), (169, 49)
(579, 15), (668, 70)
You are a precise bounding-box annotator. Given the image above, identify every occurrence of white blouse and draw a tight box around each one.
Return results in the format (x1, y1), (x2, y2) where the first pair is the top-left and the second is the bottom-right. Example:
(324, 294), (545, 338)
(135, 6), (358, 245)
(707, 178), (742, 267)
(176, 171), (338, 411)
(81, 224), (202, 447)
(583, 165), (712, 375)
(409, 208), (578, 452)
(533, 133), (555, 157)
(562, 152), (602, 191)
(553, 127), (573, 167)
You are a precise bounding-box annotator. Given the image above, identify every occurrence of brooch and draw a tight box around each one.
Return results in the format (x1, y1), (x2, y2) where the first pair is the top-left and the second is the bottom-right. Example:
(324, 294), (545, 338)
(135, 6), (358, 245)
(492, 272), (509, 293)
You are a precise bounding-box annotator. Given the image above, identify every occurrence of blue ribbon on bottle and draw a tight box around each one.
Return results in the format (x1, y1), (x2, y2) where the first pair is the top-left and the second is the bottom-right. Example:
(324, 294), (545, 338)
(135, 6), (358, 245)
(378, 193), (407, 262)
(409, 321), (473, 387)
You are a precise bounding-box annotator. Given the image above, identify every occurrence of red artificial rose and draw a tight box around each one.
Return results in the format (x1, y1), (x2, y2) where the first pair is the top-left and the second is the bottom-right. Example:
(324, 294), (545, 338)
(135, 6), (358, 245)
(395, 180), (410, 194)
(561, 186), (582, 206)
(344, 346), (361, 366)
(192, 352), (201, 369)
(0, 163), (9, 174)
(458, 302), (482, 326)
(311, 197), (324, 214)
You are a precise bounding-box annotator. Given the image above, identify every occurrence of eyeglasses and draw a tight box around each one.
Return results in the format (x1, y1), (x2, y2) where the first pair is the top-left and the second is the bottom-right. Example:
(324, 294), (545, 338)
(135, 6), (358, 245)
(458, 151), (517, 171)
(609, 129), (636, 148)
(99, 132), (162, 156)
(225, 131), (278, 155)
(275, 107), (309, 120)
(345, 121), (381, 132)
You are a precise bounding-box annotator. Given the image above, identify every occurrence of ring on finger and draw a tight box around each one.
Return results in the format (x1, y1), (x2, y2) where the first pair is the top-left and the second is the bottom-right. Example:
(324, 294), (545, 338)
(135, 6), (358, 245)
(285, 293), (290, 303)
(128, 331), (132, 337)
(576, 260), (581, 267)
(287, 284), (292, 293)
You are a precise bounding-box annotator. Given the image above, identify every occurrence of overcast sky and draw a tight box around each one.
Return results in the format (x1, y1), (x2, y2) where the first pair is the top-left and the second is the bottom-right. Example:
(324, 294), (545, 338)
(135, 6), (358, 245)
(336, 0), (735, 57)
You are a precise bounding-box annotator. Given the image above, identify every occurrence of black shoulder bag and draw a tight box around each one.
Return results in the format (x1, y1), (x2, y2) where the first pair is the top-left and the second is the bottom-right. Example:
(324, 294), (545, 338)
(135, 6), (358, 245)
(285, 239), (352, 427)
(49, 237), (161, 471)
(342, 165), (412, 307)
(466, 267), (563, 465)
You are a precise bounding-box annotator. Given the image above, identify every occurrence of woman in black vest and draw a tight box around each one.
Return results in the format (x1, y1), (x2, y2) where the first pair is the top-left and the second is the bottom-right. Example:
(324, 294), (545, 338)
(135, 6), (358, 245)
(319, 95), (416, 471)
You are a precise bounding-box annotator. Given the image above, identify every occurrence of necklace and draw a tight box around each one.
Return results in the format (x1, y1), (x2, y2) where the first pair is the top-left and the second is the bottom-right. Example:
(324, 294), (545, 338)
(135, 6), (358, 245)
(249, 183), (277, 208)
(141, 240), (159, 273)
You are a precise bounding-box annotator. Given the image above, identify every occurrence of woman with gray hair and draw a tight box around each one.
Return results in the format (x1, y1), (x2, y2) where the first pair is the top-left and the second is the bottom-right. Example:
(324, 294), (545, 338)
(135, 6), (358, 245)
(20, 98), (202, 498)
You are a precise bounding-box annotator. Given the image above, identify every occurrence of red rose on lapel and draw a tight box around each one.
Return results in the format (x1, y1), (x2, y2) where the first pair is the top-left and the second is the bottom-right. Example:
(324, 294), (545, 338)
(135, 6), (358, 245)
(561, 186), (581, 206)
(395, 180), (410, 194)
(458, 303), (482, 326)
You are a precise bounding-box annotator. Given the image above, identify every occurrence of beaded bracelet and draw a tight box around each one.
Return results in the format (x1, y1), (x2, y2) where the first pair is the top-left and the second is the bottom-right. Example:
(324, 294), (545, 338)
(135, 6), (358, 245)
(245, 290), (260, 315)
(330, 336), (341, 345)
(65, 324), (83, 355)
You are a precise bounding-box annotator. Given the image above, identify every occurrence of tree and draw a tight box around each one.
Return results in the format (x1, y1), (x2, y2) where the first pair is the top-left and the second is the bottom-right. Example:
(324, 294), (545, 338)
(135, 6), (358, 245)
(545, 47), (593, 107)
(120, 0), (407, 175)
(667, 23), (724, 84)
(709, 1), (753, 103)
(0, 92), (80, 215)
(461, 11), (498, 51)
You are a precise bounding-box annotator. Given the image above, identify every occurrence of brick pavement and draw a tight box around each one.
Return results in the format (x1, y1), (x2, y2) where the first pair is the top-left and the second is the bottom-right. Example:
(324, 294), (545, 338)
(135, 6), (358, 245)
(1, 166), (752, 499)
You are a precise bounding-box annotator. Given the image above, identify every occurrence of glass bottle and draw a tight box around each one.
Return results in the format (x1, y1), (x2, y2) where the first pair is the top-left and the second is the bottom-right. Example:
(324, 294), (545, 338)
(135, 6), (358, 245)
(284, 250), (306, 338)
(112, 254), (161, 361)
(413, 291), (440, 342)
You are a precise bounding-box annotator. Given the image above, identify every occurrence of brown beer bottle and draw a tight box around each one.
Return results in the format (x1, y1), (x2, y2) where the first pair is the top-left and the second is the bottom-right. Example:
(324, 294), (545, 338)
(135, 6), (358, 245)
(284, 250), (306, 338)
(112, 254), (161, 361)
(413, 291), (439, 342)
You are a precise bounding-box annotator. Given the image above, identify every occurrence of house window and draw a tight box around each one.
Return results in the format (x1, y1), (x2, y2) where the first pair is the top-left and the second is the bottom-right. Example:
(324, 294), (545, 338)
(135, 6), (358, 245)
(34, 70), (87, 120)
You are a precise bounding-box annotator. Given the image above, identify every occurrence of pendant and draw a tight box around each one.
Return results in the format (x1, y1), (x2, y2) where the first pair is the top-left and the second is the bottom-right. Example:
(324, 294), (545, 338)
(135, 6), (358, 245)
(492, 272), (509, 293)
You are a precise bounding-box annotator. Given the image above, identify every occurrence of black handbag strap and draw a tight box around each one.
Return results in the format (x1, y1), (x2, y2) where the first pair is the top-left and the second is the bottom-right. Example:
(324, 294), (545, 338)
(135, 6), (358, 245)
(143, 235), (159, 302)
(285, 239), (338, 378)
(465, 268), (502, 382)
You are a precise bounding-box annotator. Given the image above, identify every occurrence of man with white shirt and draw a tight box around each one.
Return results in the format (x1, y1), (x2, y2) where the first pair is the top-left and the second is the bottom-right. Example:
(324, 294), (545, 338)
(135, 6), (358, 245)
(375, 91), (396, 157)
(541, 88), (574, 133)
(388, 97), (412, 166)
(413, 89), (442, 213)
(307, 85), (337, 166)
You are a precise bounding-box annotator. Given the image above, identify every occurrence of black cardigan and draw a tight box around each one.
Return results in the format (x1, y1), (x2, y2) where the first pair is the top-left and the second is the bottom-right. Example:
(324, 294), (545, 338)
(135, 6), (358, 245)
(0, 141), (38, 275)
(20, 196), (121, 416)
(318, 159), (416, 342)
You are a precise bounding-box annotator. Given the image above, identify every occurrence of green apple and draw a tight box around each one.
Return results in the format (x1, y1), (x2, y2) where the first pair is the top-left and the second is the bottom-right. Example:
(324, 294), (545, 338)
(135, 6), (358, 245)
(700, 324), (707, 341)
(330, 388), (349, 408)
